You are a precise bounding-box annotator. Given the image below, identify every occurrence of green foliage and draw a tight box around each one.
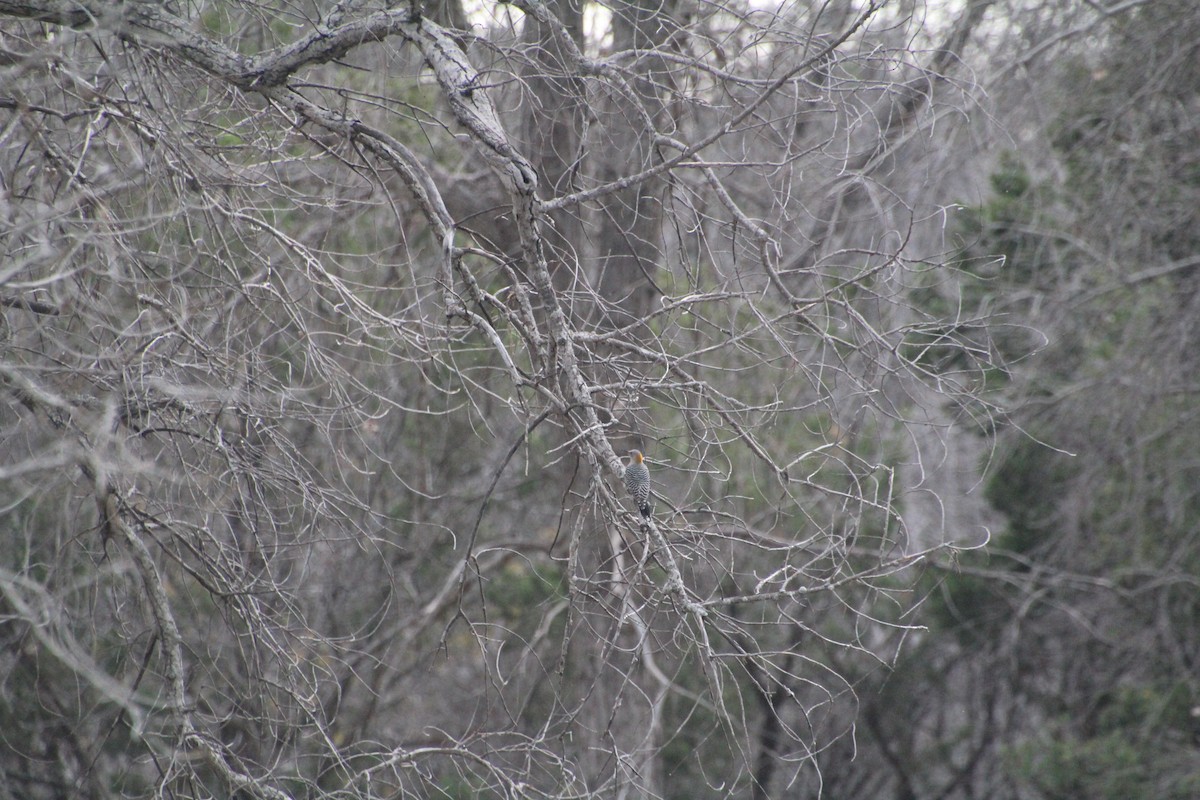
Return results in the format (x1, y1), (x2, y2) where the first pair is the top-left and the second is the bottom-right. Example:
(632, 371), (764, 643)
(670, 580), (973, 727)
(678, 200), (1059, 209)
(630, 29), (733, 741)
(484, 562), (566, 624)
(1094, 683), (1198, 738)
(983, 435), (1074, 555)
(1012, 731), (1147, 800)
(902, 153), (1063, 387)
(1010, 682), (1200, 800)
(658, 651), (740, 800)
(957, 153), (1072, 293)
(923, 430), (1074, 639)
(925, 568), (1007, 643)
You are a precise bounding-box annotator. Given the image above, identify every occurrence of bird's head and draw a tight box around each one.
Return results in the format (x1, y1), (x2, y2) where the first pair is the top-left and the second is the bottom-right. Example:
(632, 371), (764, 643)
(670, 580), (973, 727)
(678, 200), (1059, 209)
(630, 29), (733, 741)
(628, 449), (644, 464)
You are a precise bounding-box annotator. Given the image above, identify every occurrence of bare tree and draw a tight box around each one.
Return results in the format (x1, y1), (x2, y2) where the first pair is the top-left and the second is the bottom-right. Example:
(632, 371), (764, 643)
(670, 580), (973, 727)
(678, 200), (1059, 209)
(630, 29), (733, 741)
(0, 0), (997, 797)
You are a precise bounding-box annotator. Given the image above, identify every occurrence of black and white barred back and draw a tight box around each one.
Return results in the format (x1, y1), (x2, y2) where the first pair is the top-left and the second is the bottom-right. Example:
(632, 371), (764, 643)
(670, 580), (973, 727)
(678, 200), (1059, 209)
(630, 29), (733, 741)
(624, 450), (652, 518)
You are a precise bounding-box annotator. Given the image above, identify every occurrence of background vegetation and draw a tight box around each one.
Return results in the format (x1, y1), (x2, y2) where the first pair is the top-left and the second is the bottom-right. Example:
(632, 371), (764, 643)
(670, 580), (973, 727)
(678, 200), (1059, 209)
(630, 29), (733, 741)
(1, 0), (1196, 797)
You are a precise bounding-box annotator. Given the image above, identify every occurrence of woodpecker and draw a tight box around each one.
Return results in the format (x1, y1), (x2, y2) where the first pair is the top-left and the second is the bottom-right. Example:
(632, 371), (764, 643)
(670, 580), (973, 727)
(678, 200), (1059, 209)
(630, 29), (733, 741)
(624, 449), (652, 518)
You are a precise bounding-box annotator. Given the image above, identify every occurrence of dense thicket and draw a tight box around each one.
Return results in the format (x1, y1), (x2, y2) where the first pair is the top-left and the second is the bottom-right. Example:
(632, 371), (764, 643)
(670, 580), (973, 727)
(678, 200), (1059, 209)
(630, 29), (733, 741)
(840, 2), (1200, 796)
(1, 0), (1195, 798)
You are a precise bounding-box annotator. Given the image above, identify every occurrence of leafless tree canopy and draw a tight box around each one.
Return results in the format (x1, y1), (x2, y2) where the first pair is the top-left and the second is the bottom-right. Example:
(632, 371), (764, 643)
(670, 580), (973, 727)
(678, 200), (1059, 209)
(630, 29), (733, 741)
(11, 0), (1188, 798)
